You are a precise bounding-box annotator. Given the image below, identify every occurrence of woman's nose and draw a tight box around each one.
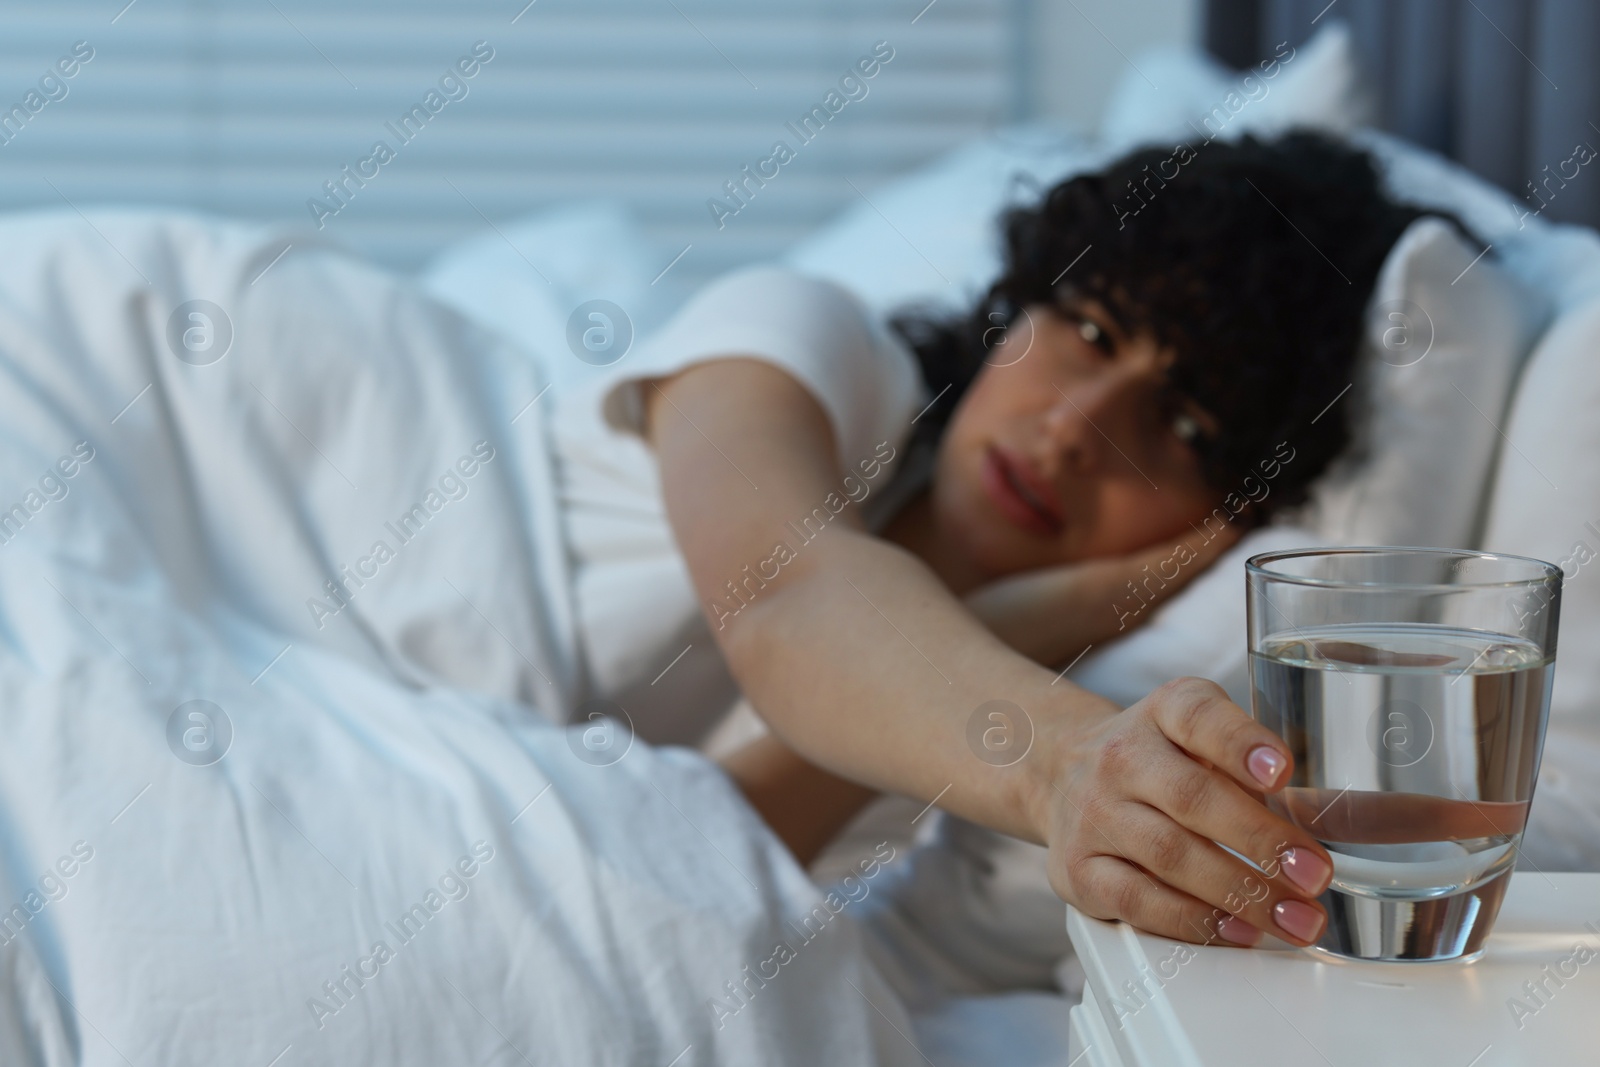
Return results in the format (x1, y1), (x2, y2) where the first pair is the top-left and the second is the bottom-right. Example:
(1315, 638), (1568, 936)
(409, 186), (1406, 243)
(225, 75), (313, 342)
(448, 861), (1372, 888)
(1041, 377), (1139, 474)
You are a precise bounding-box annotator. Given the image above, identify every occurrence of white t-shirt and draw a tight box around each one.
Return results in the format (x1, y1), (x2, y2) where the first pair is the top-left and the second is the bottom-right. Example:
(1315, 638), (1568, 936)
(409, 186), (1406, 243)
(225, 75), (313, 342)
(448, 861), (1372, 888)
(547, 266), (931, 744)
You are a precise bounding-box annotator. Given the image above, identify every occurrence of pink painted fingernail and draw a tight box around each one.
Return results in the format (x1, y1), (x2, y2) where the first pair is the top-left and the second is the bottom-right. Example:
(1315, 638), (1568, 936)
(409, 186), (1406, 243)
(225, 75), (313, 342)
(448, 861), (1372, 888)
(1247, 746), (1286, 788)
(1280, 847), (1332, 895)
(1216, 914), (1261, 946)
(1273, 900), (1326, 943)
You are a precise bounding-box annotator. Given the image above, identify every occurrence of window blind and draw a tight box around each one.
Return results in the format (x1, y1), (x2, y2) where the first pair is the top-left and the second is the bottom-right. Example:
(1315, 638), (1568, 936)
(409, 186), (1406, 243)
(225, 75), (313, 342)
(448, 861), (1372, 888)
(0, 0), (1021, 287)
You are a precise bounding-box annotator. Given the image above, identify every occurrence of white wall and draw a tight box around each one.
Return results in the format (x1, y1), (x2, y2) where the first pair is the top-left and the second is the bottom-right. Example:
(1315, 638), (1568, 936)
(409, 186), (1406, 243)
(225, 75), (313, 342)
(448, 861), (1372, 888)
(1020, 0), (1202, 132)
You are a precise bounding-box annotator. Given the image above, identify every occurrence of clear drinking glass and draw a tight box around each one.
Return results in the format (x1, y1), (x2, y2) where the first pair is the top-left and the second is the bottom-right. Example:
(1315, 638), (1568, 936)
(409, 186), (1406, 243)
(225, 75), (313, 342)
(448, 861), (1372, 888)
(1245, 547), (1561, 963)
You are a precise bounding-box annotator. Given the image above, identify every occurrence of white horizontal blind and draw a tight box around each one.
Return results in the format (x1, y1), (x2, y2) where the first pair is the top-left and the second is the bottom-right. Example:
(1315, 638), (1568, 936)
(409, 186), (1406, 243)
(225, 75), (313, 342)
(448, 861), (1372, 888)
(0, 0), (1020, 288)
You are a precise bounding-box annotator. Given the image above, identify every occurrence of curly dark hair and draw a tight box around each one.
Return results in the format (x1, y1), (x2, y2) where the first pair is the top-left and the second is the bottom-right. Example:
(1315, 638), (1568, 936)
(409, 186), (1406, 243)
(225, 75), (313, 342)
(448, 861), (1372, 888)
(891, 130), (1466, 523)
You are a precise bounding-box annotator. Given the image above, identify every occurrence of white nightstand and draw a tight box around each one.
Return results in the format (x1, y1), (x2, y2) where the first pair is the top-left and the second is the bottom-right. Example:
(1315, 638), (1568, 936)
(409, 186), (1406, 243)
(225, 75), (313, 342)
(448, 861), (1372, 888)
(1066, 873), (1600, 1066)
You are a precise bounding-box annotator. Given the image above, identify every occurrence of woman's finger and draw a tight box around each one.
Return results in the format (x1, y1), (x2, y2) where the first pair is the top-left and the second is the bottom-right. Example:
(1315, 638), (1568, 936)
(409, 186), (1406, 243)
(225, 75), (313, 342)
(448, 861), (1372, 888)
(1070, 854), (1262, 947)
(1112, 801), (1328, 947)
(1143, 677), (1297, 797)
(1120, 743), (1334, 901)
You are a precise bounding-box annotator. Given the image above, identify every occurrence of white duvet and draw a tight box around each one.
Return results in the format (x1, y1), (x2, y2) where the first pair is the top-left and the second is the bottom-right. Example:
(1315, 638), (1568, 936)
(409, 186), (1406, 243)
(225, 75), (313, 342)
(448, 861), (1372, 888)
(0, 210), (926, 1066)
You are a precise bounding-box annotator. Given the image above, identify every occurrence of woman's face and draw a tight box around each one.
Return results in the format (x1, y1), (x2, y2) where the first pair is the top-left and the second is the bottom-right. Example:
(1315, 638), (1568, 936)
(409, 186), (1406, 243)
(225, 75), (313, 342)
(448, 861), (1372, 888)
(932, 298), (1227, 580)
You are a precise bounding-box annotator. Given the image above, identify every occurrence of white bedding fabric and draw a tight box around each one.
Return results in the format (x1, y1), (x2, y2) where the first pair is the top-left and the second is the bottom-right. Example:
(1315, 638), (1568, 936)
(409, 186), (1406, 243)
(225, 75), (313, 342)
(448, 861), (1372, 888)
(0, 210), (931, 1066)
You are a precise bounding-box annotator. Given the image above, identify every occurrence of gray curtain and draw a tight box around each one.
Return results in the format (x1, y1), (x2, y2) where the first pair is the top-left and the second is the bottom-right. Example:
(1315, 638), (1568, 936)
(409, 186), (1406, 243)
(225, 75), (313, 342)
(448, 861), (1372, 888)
(1204, 0), (1600, 228)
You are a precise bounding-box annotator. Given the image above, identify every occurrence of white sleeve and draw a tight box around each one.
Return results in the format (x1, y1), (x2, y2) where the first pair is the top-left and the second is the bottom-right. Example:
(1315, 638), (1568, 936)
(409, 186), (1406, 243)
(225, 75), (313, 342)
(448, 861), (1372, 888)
(600, 265), (928, 469)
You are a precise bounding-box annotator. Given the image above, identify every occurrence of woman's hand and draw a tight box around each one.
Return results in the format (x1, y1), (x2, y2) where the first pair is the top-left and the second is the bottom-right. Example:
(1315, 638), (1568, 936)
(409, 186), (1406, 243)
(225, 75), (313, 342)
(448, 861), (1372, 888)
(1028, 676), (1335, 948)
(965, 522), (1244, 668)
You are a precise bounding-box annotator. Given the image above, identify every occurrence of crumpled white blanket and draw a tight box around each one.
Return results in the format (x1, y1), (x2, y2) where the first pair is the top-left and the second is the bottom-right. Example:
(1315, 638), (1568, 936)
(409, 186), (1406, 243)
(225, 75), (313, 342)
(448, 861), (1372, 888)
(0, 209), (926, 1066)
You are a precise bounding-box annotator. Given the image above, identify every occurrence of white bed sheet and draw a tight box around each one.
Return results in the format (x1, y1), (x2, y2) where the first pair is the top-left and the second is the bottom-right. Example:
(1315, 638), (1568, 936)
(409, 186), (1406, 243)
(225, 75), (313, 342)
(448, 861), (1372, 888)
(0, 209), (930, 1066)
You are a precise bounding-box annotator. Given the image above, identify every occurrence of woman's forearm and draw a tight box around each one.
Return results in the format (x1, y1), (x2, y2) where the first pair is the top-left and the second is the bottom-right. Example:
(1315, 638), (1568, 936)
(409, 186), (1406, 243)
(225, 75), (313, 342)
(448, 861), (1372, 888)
(724, 553), (1147, 862)
(964, 564), (1105, 666)
(722, 527), (1111, 844)
(724, 555), (1143, 863)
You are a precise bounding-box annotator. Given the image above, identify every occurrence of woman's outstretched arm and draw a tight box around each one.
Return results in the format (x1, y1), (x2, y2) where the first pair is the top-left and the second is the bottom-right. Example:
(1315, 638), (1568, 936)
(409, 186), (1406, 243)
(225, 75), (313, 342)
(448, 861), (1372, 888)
(721, 526), (1243, 866)
(648, 358), (1334, 948)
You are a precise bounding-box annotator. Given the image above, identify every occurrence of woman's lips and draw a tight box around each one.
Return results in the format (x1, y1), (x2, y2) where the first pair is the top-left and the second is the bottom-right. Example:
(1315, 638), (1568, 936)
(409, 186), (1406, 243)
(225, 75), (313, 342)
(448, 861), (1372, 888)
(979, 445), (1064, 536)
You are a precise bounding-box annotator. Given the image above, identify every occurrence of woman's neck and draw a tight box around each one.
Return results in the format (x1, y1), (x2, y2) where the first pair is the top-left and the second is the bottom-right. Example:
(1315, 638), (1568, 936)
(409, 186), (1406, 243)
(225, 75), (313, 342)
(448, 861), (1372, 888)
(879, 489), (987, 596)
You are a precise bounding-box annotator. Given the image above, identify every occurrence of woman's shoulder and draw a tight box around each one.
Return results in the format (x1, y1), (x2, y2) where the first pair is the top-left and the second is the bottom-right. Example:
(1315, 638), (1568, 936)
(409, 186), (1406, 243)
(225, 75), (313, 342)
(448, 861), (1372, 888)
(597, 263), (929, 471)
(650, 264), (908, 374)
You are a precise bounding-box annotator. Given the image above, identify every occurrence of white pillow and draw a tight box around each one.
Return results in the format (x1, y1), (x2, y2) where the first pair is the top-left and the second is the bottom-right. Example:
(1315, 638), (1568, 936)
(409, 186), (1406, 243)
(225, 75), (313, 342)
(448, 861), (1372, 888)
(1481, 298), (1600, 724)
(1353, 128), (1600, 314)
(1098, 20), (1373, 153)
(1478, 298), (1600, 870)
(1289, 217), (1546, 549)
(784, 126), (1109, 318)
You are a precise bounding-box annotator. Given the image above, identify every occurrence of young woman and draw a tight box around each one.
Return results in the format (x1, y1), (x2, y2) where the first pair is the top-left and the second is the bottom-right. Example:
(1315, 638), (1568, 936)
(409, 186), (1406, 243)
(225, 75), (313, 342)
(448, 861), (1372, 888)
(570, 130), (1442, 953)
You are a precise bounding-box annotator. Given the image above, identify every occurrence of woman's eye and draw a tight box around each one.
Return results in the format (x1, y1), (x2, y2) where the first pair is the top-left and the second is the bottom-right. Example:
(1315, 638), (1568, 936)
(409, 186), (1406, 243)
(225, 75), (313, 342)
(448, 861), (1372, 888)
(1169, 408), (1217, 457)
(1074, 317), (1113, 355)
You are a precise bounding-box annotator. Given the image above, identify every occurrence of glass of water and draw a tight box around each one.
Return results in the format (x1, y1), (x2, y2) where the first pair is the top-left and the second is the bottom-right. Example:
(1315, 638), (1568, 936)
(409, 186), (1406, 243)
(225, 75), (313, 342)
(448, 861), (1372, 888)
(1246, 547), (1560, 963)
